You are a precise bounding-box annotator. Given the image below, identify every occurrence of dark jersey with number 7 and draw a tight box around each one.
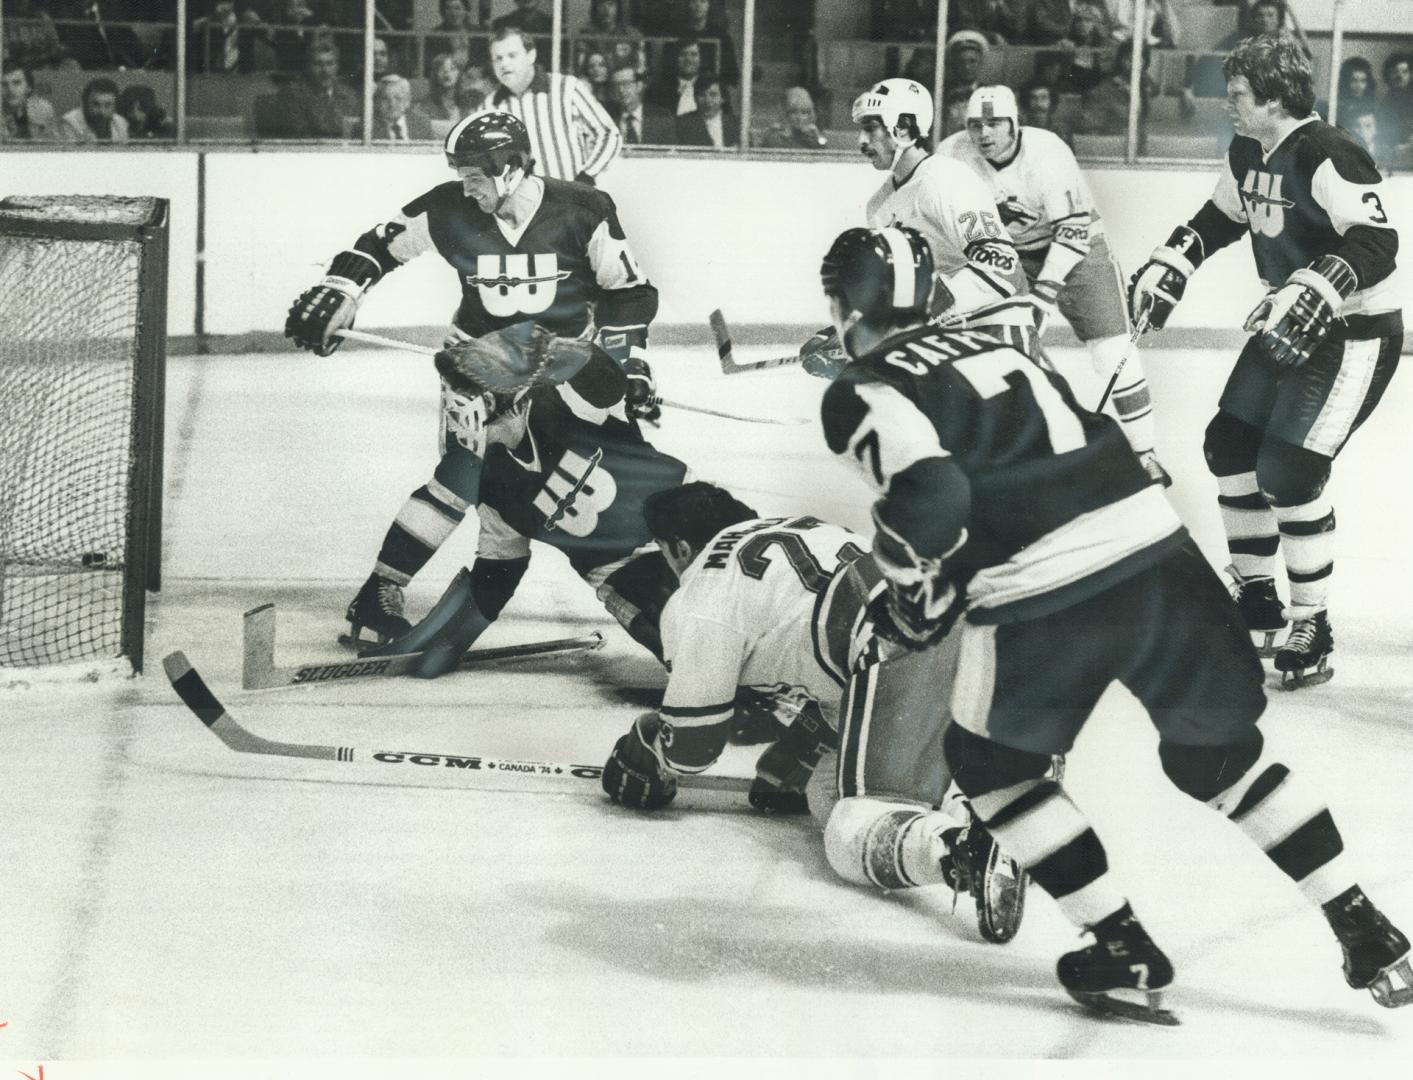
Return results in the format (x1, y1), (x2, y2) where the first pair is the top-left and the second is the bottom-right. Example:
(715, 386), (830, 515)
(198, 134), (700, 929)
(821, 327), (1186, 624)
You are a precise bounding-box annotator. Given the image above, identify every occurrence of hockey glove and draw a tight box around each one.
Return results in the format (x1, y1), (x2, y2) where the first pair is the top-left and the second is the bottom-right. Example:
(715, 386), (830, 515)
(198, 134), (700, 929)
(1243, 255), (1357, 369)
(602, 713), (678, 810)
(871, 506), (965, 650)
(1127, 226), (1205, 331)
(749, 698), (837, 815)
(800, 325), (849, 380)
(284, 249), (381, 356)
(1030, 278), (1062, 336)
(623, 356), (661, 423)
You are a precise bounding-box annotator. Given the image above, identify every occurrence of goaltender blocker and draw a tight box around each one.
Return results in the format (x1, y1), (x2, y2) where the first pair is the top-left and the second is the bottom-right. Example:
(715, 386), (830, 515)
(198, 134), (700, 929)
(818, 223), (1411, 1022)
(284, 112), (660, 647)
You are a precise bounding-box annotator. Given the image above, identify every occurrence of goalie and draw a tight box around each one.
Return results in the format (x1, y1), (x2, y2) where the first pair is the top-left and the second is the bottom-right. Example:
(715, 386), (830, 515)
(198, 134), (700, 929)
(600, 481), (1028, 945)
(283, 112), (661, 647)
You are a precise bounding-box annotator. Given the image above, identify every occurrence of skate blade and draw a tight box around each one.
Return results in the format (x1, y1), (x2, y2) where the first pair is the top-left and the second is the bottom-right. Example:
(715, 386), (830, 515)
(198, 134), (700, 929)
(1369, 956), (1413, 1008)
(1253, 629), (1286, 659)
(339, 626), (394, 652)
(1067, 988), (1181, 1026)
(1279, 662), (1334, 691)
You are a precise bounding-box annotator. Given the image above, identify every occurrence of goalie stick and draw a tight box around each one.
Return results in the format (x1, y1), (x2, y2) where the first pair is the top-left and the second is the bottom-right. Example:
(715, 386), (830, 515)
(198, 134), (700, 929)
(244, 602), (603, 690)
(333, 328), (789, 425)
(166, 650), (752, 794)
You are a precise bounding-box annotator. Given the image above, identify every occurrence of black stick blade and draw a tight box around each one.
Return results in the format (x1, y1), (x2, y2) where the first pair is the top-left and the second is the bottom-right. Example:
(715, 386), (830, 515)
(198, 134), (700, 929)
(163, 651), (228, 729)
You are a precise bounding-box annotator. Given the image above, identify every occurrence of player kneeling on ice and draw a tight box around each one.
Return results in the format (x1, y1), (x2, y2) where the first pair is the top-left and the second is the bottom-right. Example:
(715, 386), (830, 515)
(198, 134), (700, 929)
(1128, 37), (1403, 689)
(599, 482), (1027, 944)
(283, 111), (661, 648)
(817, 223), (1411, 1024)
(364, 326), (690, 677)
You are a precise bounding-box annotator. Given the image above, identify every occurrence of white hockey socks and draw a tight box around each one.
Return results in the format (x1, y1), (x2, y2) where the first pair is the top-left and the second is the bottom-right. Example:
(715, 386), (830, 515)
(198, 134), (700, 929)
(1089, 333), (1156, 456)
(1216, 471), (1281, 582)
(1273, 497), (1335, 620)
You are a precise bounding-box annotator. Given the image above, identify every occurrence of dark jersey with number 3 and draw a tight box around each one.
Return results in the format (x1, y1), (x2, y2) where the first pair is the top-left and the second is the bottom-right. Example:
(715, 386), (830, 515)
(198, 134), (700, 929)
(475, 394), (689, 575)
(349, 177), (659, 339)
(822, 327), (1186, 623)
(1190, 119), (1401, 336)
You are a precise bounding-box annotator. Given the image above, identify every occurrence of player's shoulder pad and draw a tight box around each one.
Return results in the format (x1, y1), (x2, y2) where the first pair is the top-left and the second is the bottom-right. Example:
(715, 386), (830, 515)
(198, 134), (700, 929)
(402, 180), (473, 219)
(1226, 133), (1264, 176)
(820, 367), (876, 456)
(1294, 120), (1382, 185)
(937, 130), (968, 156)
(1021, 125), (1071, 157)
(542, 177), (617, 219)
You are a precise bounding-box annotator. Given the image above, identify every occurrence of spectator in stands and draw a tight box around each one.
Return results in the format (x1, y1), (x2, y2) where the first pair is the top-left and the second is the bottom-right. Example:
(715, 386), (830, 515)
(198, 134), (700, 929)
(1035, 4), (1108, 97)
(53, 0), (148, 69)
(1063, 2), (1110, 47)
(255, 37), (357, 138)
(117, 83), (174, 137)
(607, 61), (674, 143)
(675, 71), (736, 148)
(483, 25), (621, 182)
(1379, 53), (1413, 149)
(944, 30), (987, 100)
(185, 1), (265, 74)
(948, 0), (1025, 45)
(1, 64), (59, 140)
(1096, 0), (1179, 47)
(1019, 78), (1072, 144)
(579, 50), (613, 106)
(3, 0), (71, 70)
(1334, 57), (1378, 135)
(371, 35), (393, 78)
(648, 36), (702, 116)
(492, 0), (552, 34)
(59, 75), (127, 140)
(1025, 0), (1075, 46)
(427, 0), (480, 72)
(667, 0), (739, 86)
(870, 0), (938, 42)
(1346, 108), (1387, 169)
(455, 59), (491, 114)
(757, 84), (827, 148)
(902, 47), (935, 86)
(577, 0), (645, 80)
(372, 73), (432, 140)
(1077, 38), (1153, 146)
(418, 50), (462, 121)
(1217, 1), (1308, 58)
(268, 0), (331, 72)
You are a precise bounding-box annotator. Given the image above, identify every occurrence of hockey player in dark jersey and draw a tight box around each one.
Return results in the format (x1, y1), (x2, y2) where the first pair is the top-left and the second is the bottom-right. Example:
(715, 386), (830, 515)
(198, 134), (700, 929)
(284, 112), (660, 646)
(1129, 36), (1402, 688)
(365, 336), (687, 678)
(819, 223), (1411, 1023)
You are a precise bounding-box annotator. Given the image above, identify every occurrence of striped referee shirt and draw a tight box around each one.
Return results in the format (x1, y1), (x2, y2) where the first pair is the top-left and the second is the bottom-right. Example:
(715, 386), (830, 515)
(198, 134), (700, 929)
(484, 69), (622, 182)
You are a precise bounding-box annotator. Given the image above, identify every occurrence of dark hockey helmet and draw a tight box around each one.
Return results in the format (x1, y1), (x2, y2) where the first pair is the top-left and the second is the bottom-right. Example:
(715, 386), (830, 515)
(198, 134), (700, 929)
(820, 226), (934, 331)
(444, 111), (532, 176)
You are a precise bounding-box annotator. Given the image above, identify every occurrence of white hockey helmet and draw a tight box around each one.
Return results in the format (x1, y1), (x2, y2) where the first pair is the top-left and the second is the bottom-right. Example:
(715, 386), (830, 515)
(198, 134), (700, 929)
(851, 78), (934, 143)
(966, 85), (1019, 127)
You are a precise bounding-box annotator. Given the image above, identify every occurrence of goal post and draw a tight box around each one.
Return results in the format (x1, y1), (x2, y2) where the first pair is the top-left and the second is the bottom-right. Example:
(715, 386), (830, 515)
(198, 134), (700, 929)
(0, 195), (169, 675)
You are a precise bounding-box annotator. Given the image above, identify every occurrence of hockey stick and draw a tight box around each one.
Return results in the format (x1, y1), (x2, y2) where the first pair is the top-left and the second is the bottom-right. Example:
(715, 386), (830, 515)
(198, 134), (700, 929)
(710, 309), (801, 375)
(332, 328), (793, 424)
(1096, 309), (1150, 413)
(166, 651), (753, 794)
(243, 603), (604, 690)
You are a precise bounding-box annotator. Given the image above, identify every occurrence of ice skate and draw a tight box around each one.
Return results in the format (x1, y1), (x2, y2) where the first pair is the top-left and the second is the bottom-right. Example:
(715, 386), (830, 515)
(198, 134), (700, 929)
(1274, 609), (1334, 689)
(941, 808), (1027, 945)
(1057, 903), (1180, 1026)
(1136, 449), (1172, 489)
(343, 572), (412, 648)
(1324, 886), (1413, 1008)
(1226, 565), (1288, 658)
(729, 685), (793, 745)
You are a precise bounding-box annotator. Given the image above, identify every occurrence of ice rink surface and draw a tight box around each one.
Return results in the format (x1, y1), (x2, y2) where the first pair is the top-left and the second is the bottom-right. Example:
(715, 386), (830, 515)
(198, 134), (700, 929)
(3, 338), (1413, 1070)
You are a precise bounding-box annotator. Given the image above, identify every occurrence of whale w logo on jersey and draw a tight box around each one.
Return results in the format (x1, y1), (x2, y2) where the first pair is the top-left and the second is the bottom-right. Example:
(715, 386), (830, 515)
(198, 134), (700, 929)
(467, 253), (572, 317)
(1239, 169), (1295, 238)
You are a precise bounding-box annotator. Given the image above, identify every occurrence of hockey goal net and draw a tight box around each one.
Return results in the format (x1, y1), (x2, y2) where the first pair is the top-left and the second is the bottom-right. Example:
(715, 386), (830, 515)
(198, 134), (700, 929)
(0, 195), (168, 675)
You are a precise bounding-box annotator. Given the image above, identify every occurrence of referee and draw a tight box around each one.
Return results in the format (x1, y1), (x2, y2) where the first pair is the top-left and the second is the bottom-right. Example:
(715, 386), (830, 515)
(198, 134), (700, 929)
(482, 26), (622, 184)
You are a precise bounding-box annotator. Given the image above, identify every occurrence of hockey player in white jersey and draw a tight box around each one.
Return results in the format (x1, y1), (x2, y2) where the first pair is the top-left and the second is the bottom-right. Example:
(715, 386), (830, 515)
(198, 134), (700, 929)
(799, 77), (1031, 379)
(599, 481), (1026, 943)
(940, 85), (1166, 485)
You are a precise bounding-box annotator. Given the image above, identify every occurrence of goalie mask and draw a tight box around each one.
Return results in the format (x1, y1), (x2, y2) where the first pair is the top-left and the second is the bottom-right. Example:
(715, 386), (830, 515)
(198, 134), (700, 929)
(852, 78), (933, 166)
(445, 111), (533, 202)
(820, 226), (934, 354)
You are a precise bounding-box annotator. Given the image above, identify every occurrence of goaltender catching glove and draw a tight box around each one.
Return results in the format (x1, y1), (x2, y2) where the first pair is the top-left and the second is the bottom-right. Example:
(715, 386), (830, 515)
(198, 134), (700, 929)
(602, 713), (678, 810)
(1128, 225), (1205, 331)
(749, 697), (837, 815)
(1243, 254), (1356, 369)
(285, 250), (381, 356)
